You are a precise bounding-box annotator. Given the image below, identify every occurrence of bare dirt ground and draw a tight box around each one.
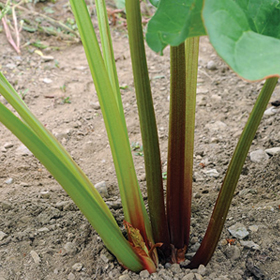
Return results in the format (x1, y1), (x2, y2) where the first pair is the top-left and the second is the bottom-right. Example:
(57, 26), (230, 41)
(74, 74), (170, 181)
(0, 1), (280, 280)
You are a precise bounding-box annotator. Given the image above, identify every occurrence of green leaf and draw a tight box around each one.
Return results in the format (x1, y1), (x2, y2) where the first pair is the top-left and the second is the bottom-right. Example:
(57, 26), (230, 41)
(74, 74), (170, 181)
(22, 24), (37, 33)
(235, 0), (280, 37)
(203, 0), (280, 81)
(149, 0), (160, 8)
(31, 40), (48, 49)
(146, 0), (206, 53)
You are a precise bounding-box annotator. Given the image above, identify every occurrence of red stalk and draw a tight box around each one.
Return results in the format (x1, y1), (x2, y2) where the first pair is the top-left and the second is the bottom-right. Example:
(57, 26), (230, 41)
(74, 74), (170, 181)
(166, 38), (199, 262)
(167, 43), (188, 254)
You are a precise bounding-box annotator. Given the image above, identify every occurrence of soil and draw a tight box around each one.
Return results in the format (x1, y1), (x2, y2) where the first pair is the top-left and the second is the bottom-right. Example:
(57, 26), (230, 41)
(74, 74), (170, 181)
(0, 1), (280, 280)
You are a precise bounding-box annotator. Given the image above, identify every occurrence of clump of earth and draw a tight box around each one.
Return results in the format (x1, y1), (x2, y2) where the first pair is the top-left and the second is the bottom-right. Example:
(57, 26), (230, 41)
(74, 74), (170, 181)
(0, 1), (280, 279)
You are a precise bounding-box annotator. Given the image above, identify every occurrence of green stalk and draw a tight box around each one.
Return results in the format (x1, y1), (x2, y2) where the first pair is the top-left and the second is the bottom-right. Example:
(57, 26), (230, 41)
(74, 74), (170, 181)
(95, 0), (125, 126)
(0, 102), (143, 271)
(69, 0), (152, 248)
(183, 36), (199, 247)
(188, 77), (278, 268)
(125, 0), (169, 246)
(167, 43), (187, 251)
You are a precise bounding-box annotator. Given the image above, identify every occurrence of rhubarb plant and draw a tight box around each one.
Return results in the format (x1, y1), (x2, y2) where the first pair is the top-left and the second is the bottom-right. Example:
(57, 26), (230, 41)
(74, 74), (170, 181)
(0, 0), (280, 273)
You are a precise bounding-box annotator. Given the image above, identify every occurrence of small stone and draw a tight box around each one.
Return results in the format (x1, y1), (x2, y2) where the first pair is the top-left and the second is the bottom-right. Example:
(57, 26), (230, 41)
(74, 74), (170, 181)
(208, 272), (217, 279)
(207, 60), (217, 70)
(16, 144), (32, 156)
(197, 87), (209, 94)
(4, 178), (13, 184)
(139, 173), (146, 182)
(239, 188), (251, 196)
(194, 274), (203, 280)
(72, 262), (83, 272)
(95, 181), (109, 197)
(249, 225), (259, 232)
(211, 94), (222, 101)
(52, 128), (72, 140)
(40, 190), (50, 199)
(74, 66), (87, 71)
(119, 275), (132, 280)
(30, 250), (41, 264)
(158, 268), (174, 279)
(63, 201), (77, 211)
(100, 250), (114, 263)
(6, 63), (16, 69)
(107, 199), (122, 210)
(90, 102), (101, 110)
(250, 149), (269, 163)
(210, 137), (220, 144)
(233, 130), (242, 138)
(170, 263), (181, 274)
(0, 231), (7, 241)
(197, 264), (207, 276)
(64, 242), (77, 255)
(224, 246), (241, 260)
(109, 269), (121, 279)
(186, 252), (196, 260)
(193, 172), (204, 182)
(41, 55), (54, 62)
(190, 242), (201, 252)
(4, 142), (13, 149)
(204, 169), (220, 178)
(182, 272), (195, 280)
(193, 192), (202, 199)
(265, 147), (280, 156)
(220, 239), (228, 246)
(164, 262), (172, 269)
(139, 270), (150, 278)
(240, 240), (260, 250)
(261, 205), (274, 212)
(20, 182), (30, 187)
(205, 121), (227, 131)
(43, 78), (53, 84)
(228, 223), (249, 239)
(1, 201), (12, 210)
(37, 227), (49, 233)
(264, 107), (279, 116)
(55, 201), (71, 211)
(67, 272), (75, 280)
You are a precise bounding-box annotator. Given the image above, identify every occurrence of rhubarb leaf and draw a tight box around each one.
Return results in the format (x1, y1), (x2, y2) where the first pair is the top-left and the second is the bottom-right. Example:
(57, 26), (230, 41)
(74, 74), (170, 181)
(146, 0), (205, 53)
(203, 0), (280, 81)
